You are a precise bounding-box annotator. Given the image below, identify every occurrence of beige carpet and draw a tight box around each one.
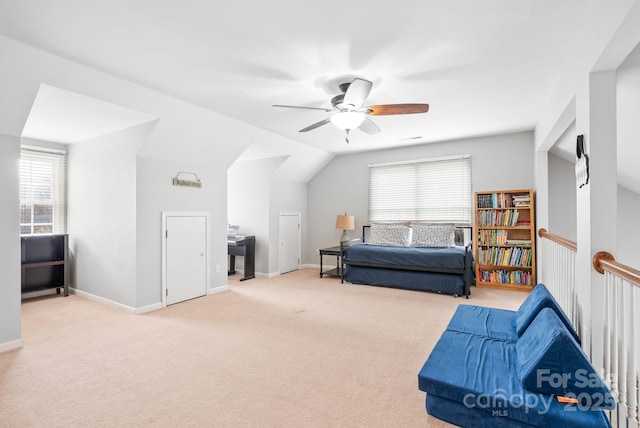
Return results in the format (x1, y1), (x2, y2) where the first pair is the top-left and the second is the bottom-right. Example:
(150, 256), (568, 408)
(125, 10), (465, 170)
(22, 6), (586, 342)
(0, 268), (527, 427)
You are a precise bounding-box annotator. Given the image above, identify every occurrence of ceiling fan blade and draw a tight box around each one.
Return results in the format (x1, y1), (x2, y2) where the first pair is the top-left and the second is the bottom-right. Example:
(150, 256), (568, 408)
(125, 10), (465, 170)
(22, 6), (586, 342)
(358, 117), (381, 135)
(366, 103), (430, 115)
(273, 104), (334, 112)
(343, 78), (372, 109)
(299, 118), (332, 132)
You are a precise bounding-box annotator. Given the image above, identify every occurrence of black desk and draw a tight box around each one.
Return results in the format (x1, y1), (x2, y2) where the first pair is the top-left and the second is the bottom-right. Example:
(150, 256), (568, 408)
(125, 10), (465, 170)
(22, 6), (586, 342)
(228, 235), (255, 281)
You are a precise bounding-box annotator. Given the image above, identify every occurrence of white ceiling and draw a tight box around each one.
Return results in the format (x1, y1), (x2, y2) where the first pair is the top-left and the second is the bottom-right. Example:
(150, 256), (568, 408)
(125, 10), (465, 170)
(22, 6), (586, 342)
(22, 84), (158, 143)
(0, 0), (591, 155)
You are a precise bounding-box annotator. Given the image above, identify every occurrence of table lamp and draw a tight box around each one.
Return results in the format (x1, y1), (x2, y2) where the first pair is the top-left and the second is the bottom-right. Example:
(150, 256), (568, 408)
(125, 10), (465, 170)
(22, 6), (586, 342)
(335, 213), (355, 245)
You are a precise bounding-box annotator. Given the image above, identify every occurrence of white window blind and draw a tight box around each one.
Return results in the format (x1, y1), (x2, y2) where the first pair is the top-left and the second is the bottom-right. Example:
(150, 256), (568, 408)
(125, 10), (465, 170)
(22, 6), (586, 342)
(368, 155), (471, 224)
(20, 147), (67, 235)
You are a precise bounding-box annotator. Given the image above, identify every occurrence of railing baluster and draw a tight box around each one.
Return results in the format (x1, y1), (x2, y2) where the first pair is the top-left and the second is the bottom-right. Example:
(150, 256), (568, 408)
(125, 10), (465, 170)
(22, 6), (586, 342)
(540, 230), (640, 428)
(604, 273), (612, 390)
(593, 252), (640, 428)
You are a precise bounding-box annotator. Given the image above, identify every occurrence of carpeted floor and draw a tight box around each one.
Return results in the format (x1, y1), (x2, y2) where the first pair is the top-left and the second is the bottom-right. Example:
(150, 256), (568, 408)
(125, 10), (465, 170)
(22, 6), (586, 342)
(0, 268), (527, 427)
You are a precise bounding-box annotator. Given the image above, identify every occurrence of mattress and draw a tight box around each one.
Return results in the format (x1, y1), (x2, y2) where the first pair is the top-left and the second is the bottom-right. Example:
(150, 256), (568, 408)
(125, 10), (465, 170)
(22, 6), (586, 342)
(343, 243), (468, 270)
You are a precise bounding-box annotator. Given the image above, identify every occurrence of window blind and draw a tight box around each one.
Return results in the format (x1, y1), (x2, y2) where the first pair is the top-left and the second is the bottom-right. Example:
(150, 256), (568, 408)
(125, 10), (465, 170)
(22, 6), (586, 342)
(368, 155), (471, 224)
(20, 147), (67, 235)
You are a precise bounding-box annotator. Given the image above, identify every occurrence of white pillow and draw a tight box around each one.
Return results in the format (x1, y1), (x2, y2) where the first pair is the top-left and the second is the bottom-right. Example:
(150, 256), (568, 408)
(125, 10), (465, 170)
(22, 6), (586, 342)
(368, 223), (412, 247)
(410, 224), (456, 247)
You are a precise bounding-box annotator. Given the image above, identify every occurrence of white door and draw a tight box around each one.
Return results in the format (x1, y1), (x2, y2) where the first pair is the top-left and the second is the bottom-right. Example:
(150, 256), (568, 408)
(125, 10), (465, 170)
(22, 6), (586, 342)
(279, 213), (300, 274)
(164, 214), (208, 305)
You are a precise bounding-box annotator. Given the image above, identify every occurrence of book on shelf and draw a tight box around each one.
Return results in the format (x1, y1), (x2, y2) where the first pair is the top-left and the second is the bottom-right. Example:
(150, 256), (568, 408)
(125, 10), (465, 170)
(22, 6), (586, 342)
(479, 269), (532, 285)
(477, 209), (520, 227)
(511, 194), (530, 207)
(505, 239), (532, 246)
(477, 247), (532, 267)
(477, 192), (531, 209)
(477, 194), (494, 208)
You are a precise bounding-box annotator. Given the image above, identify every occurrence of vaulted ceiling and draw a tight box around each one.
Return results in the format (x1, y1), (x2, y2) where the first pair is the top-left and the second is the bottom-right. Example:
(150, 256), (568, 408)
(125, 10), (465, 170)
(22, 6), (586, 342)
(0, 0), (590, 154)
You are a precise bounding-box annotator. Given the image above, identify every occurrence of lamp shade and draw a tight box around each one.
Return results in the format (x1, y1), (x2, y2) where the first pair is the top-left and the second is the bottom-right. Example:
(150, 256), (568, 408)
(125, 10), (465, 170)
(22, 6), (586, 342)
(330, 112), (365, 130)
(335, 214), (355, 231)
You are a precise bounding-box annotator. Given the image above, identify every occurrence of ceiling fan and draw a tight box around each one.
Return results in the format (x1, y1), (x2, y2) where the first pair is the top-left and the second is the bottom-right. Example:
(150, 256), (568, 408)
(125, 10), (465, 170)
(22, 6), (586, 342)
(273, 78), (429, 143)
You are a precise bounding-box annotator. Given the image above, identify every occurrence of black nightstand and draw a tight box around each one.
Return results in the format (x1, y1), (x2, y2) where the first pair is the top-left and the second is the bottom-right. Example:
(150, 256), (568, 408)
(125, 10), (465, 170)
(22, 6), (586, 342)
(319, 246), (343, 278)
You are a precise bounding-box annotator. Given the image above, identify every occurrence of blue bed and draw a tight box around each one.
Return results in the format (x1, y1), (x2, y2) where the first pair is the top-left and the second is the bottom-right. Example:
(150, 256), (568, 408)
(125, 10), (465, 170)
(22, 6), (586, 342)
(342, 234), (473, 298)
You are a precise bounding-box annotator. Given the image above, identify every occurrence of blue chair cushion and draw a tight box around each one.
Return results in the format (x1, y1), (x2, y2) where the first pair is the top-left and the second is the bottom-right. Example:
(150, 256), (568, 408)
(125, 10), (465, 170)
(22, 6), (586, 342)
(425, 393), (611, 428)
(515, 283), (581, 343)
(445, 304), (517, 341)
(418, 329), (612, 426)
(517, 308), (615, 410)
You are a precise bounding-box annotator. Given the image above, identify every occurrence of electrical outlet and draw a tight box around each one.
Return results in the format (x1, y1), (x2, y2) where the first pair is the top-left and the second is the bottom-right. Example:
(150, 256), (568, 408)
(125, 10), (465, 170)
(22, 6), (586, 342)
(215, 264), (221, 273)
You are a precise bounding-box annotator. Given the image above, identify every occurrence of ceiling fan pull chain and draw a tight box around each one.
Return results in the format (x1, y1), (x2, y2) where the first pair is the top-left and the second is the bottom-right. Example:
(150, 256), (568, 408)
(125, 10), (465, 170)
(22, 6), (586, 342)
(345, 129), (350, 144)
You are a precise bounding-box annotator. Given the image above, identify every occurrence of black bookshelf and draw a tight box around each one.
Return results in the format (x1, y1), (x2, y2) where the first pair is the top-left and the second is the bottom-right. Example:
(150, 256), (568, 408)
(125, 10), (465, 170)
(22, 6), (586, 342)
(21, 234), (69, 296)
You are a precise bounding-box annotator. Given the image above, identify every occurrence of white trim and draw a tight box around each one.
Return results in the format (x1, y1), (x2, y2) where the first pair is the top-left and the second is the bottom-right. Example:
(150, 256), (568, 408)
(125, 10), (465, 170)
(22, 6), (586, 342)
(302, 263), (318, 269)
(0, 339), (24, 354)
(279, 212), (302, 274)
(135, 302), (163, 315)
(161, 211), (211, 308)
(230, 270), (278, 279)
(70, 287), (136, 314)
(207, 284), (229, 295)
(20, 144), (67, 155)
(368, 154), (470, 168)
(71, 288), (161, 315)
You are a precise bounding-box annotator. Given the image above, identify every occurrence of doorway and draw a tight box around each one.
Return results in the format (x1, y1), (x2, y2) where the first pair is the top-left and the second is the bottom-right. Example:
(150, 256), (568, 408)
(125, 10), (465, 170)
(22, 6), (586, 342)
(162, 212), (210, 306)
(279, 212), (301, 274)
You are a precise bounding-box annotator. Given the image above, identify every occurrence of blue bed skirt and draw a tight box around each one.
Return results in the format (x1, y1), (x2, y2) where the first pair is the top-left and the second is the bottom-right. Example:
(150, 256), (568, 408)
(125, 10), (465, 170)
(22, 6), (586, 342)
(344, 266), (467, 296)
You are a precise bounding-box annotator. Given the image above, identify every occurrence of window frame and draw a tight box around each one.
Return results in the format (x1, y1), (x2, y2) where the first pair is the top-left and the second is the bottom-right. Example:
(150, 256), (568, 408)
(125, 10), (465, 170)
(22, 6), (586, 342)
(19, 146), (67, 235)
(368, 154), (472, 225)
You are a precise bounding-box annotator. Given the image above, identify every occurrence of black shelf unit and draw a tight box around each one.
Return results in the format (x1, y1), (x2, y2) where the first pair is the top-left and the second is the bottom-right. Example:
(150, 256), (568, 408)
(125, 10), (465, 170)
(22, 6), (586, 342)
(21, 234), (69, 296)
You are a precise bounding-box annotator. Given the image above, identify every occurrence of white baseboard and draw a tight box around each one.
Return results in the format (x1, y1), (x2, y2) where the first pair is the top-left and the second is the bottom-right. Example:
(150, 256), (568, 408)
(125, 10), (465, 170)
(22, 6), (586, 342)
(208, 284), (229, 295)
(135, 302), (163, 315)
(232, 269), (276, 279)
(253, 267), (318, 277)
(70, 287), (136, 314)
(0, 338), (24, 354)
(72, 285), (232, 314)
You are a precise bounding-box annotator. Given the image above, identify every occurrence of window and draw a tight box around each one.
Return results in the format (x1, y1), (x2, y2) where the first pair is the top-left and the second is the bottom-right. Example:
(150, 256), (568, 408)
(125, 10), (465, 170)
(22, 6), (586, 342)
(20, 146), (67, 235)
(368, 155), (471, 224)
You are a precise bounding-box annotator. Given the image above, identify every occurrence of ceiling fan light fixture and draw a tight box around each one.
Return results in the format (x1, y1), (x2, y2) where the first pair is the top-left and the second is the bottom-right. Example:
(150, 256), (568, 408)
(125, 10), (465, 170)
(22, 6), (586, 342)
(330, 111), (365, 130)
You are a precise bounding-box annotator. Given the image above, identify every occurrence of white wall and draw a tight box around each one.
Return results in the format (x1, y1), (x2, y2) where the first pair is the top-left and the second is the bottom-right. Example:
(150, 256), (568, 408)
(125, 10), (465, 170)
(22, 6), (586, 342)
(306, 131), (535, 264)
(532, 1), (640, 365)
(270, 178), (307, 273)
(548, 153), (577, 242)
(227, 156), (309, 277)
(0, 34), (323, 320)
(0, 134), (22, 350)
(617, 185), (640, 266)
(67, 123), (151, 307)
(227, 157), (286, 276)
(136, 156), (229, 306)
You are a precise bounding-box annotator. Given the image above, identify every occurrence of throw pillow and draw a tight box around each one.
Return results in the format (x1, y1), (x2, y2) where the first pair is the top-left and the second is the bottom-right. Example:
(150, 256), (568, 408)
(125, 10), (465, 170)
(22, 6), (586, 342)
(368, 223), (411, 246)
(411, 224), (455, 247)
